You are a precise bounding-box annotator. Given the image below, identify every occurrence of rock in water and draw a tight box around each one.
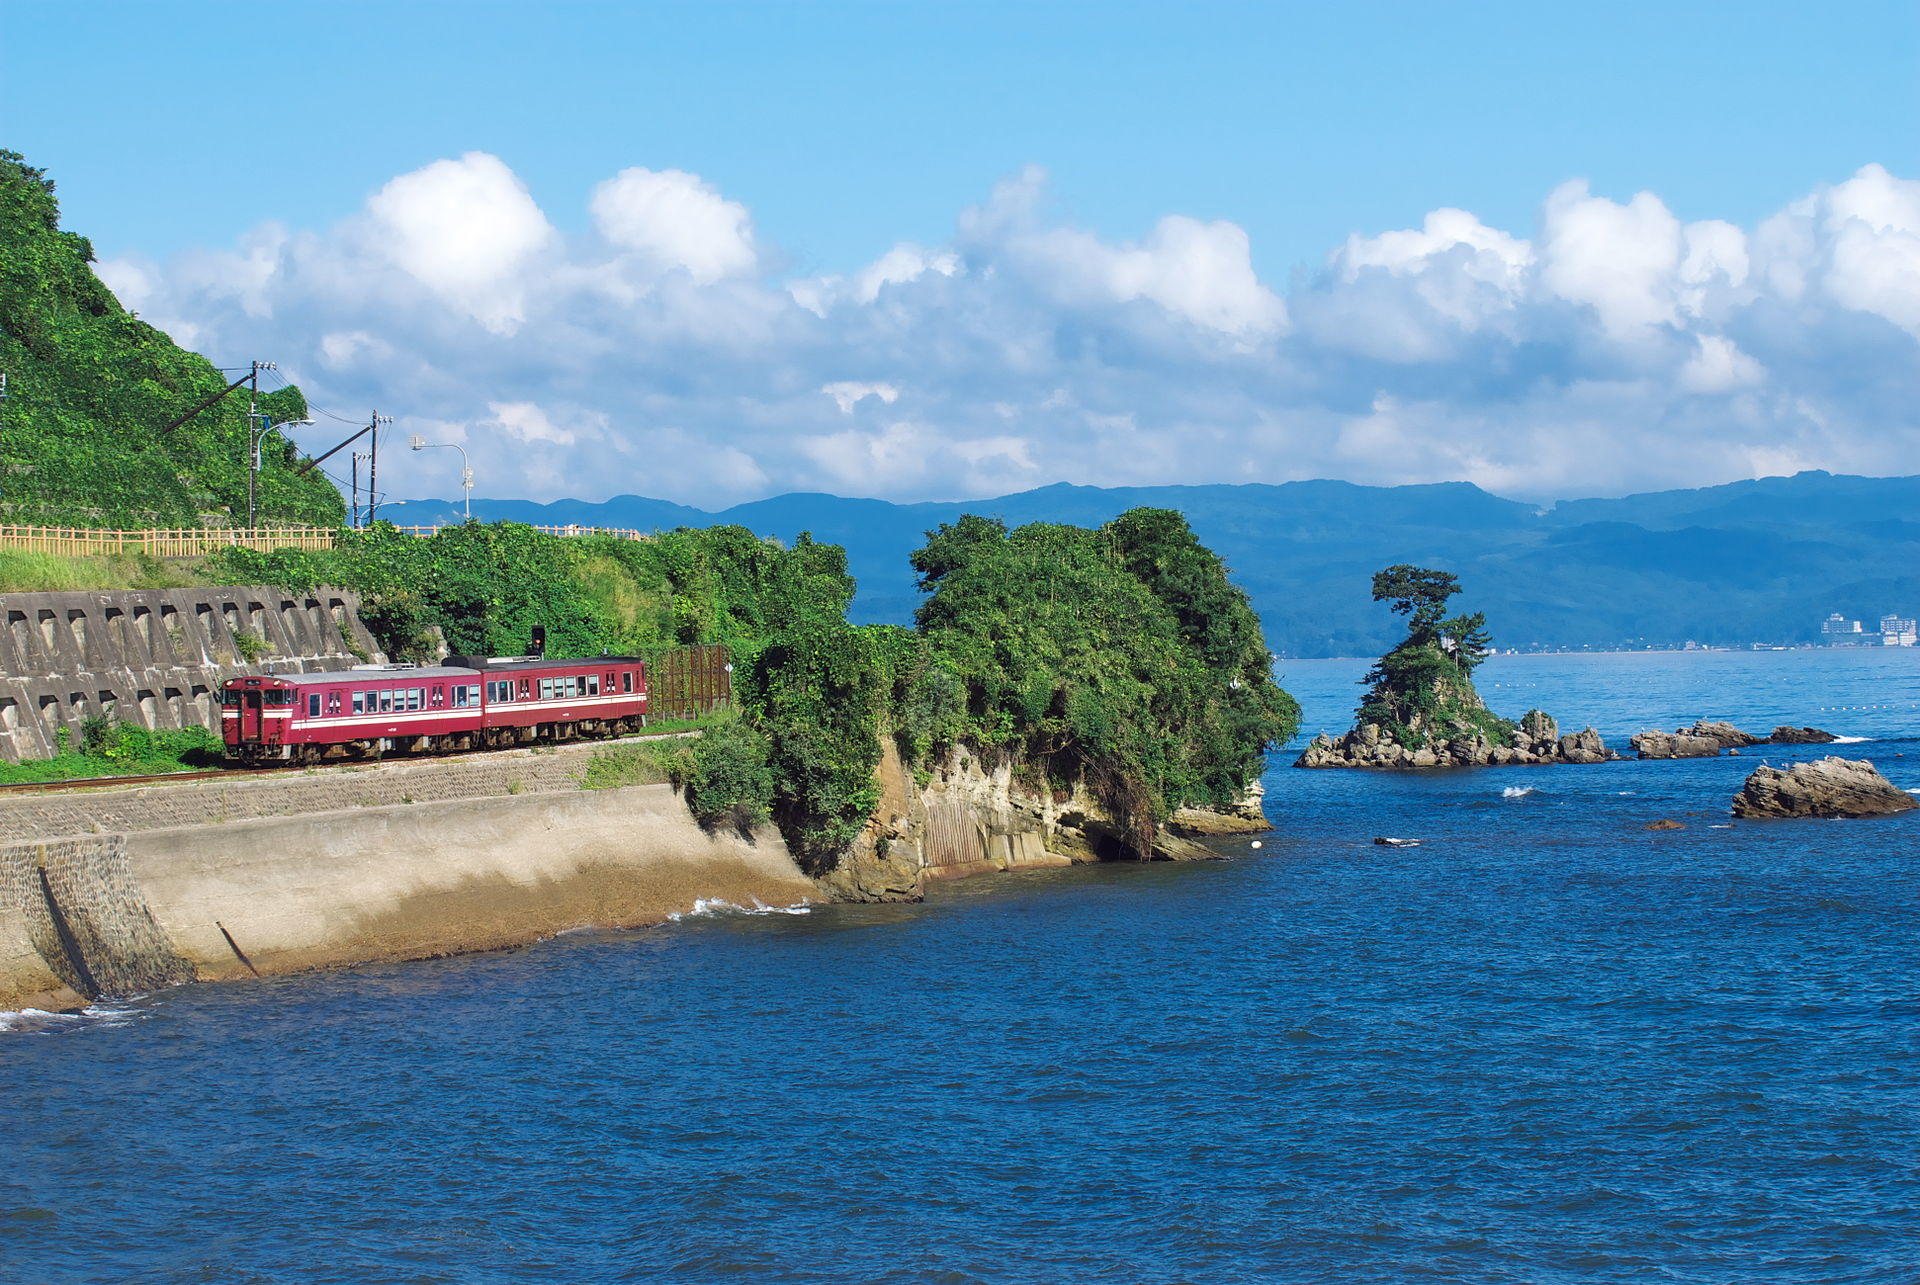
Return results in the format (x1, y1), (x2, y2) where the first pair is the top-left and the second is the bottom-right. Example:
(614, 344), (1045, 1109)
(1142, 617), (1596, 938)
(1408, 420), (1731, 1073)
(1682, 719), (1764, 748)
(1730, 757), (1918, 819)
(1769, 726), (1838, 744)
(1630, 730), (1723, 759)
(1644, 819), (1686, 830)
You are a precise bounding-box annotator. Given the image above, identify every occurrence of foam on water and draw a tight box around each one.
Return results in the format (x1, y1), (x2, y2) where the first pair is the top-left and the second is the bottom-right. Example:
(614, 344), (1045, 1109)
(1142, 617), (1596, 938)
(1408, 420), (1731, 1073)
(1501, 786), (1536, 798)
(1831, 735), (1871, 744)
(667, 897), (813, 922)
(0, 1004), (143, 1036)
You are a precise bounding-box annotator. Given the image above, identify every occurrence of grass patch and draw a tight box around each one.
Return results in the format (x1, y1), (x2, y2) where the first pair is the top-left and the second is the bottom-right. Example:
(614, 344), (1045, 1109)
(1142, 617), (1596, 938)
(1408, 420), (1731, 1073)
(578, 741), (681, 790)
(0, 548), (214, 594)
(0, 721), (224, 784)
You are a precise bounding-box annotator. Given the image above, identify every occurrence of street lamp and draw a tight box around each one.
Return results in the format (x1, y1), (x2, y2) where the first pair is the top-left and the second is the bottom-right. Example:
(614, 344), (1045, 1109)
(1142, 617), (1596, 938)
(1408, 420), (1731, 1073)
(248, 417), (314, 527)
(410, 434), (474, 521)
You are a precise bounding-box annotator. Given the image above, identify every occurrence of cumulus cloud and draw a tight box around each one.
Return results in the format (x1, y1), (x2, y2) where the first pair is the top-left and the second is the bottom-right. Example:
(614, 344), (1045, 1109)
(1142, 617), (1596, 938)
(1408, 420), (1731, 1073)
(94, 155), (1920, 508)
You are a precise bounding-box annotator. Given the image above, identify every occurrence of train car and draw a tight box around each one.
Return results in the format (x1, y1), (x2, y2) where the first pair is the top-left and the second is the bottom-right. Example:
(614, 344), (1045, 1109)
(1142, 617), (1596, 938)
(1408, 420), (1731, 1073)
(220, 665), (487, 764)
(448, 653), (648, 750)
(220, 654), (649, 763)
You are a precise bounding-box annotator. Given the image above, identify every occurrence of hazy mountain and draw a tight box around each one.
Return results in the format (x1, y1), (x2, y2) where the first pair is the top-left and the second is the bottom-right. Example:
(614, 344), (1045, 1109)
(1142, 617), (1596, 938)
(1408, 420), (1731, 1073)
(385, 470), (1920, 657)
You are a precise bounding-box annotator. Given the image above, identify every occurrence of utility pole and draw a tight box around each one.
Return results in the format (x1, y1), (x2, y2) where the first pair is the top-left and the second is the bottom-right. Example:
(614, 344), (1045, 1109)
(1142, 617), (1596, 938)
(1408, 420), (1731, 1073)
(365, 411), (392, 524)
(243, 360), (275, 528)
(350, 451), (365, 528)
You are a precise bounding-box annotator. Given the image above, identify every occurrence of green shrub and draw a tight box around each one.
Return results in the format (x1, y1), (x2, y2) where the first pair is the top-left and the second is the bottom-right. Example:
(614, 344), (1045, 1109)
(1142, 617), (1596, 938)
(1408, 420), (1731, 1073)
(679, 710), (774, 828)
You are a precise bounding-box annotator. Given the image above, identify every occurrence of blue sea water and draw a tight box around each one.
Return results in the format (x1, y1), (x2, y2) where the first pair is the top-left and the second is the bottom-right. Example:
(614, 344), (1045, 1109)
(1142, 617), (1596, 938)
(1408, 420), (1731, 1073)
(4, 649), (1919, 1283)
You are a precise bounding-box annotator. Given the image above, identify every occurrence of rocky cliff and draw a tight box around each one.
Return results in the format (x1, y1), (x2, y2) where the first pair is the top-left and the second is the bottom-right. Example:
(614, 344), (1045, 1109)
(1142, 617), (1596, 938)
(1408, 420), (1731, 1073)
(817, 741), (1263, 903)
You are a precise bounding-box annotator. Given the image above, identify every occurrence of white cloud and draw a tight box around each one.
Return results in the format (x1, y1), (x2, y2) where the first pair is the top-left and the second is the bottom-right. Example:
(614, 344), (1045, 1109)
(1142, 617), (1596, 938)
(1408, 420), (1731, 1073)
(589, 167), (757, 284)
(97, 157), (1920, 507)
(363, 152), (553, 333)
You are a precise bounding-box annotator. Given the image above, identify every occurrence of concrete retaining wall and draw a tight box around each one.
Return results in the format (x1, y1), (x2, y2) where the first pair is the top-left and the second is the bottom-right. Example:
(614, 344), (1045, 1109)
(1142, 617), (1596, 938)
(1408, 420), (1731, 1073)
(0, 781), (812, 1011)
(0, 585), (384, 761)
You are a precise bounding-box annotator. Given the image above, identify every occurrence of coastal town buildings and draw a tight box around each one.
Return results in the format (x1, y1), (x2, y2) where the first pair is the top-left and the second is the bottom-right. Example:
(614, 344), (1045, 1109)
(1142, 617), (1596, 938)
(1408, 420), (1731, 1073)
(1821, 612), (1917, 646)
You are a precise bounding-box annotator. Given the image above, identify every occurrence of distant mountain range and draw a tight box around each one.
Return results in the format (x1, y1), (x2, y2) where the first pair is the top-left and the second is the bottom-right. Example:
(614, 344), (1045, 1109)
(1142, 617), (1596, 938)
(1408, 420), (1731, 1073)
(383, 471), (1920, 658)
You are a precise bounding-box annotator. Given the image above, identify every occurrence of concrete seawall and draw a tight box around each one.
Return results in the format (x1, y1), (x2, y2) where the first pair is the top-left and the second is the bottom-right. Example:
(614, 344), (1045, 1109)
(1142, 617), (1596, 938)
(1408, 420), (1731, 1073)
(0, 747), (813, 1011)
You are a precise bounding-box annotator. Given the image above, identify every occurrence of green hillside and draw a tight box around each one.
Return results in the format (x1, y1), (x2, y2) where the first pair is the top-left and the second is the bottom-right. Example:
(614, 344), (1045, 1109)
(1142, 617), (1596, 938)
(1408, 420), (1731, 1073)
(0, 151), (343, 527)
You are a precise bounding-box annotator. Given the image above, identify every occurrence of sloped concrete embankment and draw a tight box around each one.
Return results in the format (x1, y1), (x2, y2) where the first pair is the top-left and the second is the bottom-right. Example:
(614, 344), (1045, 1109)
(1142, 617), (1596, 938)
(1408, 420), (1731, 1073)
(0, 745), (812, 1011)
(0, 584), (384, 761)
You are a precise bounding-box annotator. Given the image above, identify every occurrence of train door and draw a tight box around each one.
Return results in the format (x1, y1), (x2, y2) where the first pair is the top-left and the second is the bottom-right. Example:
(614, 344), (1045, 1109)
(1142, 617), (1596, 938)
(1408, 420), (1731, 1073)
(240, 688), (265, 741)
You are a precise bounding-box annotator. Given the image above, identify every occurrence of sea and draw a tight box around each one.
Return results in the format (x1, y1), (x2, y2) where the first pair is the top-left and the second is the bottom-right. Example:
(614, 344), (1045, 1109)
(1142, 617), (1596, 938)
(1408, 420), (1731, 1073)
(4, 648), (1918, 1283)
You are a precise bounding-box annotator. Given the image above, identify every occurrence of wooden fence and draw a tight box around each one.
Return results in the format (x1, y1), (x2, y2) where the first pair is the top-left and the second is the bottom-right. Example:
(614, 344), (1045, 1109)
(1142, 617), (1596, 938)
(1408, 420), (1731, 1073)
(648, 643), (734, 722)
(0, 523), (654, 557)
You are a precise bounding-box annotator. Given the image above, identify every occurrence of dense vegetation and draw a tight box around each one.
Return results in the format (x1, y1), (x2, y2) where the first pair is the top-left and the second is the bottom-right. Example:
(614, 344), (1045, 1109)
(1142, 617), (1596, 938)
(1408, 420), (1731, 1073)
(0, 151), (342, 527)
(1354, 564), (1511, 749)
(898, 508), (1298, 853)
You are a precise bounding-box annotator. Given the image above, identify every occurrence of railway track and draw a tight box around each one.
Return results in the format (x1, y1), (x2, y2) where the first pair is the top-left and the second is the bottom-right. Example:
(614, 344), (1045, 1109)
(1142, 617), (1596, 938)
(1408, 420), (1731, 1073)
(0, 728), (698, 797)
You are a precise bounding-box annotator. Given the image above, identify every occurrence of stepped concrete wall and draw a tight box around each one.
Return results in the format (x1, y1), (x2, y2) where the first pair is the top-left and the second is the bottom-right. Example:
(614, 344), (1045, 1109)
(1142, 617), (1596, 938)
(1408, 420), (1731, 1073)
(0, 743), (810, 1011)
(0, 585), (384, 761)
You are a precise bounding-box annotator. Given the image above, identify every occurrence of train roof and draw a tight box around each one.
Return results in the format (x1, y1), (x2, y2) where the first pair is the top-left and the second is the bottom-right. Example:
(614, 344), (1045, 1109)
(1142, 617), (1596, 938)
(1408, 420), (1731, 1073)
(442, 654), (647, 672)
(238, 665), (484, 686)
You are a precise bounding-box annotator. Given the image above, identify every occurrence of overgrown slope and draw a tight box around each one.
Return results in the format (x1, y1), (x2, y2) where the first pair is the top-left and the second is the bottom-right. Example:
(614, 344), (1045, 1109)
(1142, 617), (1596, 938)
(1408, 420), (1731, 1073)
(0, 151), (342, 526)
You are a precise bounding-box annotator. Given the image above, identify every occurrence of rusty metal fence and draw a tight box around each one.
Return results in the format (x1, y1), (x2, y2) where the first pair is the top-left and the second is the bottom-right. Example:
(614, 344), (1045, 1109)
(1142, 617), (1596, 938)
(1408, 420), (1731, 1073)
(647, 643), (733, 722)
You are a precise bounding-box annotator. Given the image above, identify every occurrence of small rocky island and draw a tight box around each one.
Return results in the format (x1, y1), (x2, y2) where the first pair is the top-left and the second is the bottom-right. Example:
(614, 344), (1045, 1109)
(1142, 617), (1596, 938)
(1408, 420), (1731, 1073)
(1632, 719), (1841, 758)
(1731, 757), (1916, 819)
(1297, 565), (1614, 769)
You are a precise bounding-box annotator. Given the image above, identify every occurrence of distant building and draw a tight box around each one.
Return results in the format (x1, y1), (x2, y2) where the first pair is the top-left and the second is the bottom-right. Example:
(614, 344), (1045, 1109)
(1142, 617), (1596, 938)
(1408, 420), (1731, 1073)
(1822, 612), (1864, 644)
(1880, 614), (1917, 647)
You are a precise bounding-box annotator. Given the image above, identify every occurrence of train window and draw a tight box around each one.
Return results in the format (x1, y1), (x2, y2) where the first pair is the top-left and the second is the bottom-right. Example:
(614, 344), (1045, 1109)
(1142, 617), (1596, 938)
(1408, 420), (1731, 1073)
(518, 678), (532, 699)
(464, 684), (481, 707)
(539, 679), (553, 700)
(327, 692), (342, 715)
(409, 689), (425, 711)
(488, 681), (510, 702)
(308, 694), (322, 718)
(622, 672), (633, 693)
(430, 687), (446, 708)
(264, 690), (291, 706)
(586, 675), (599, 696)
(379, 691), (394, 713)
(352, 692), (365, 714)
(221, 690), (243, 706)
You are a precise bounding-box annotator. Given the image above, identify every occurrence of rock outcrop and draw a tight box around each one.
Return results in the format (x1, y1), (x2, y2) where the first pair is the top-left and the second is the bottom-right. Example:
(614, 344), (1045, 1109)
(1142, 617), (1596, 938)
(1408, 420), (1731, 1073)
(1630, 730), (1724, 759)
(1682, 719), (1765, 748)
(820, 741), (1240, 902)
(1769, 726), (1838, 744)
(1297, 708), (1616, 769)
(1730, 756), (1917, 819)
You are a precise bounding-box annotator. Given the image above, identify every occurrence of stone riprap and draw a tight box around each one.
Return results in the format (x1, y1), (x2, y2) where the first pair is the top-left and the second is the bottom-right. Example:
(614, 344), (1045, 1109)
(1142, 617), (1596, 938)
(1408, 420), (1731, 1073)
(0, 585), (384, 761)
(1730, 757), (1918, 820)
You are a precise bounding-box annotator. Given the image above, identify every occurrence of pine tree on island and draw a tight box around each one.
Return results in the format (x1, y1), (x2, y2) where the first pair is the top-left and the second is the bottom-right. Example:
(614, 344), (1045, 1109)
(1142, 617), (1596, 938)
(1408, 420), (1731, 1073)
(1296, 564), (1615, 768)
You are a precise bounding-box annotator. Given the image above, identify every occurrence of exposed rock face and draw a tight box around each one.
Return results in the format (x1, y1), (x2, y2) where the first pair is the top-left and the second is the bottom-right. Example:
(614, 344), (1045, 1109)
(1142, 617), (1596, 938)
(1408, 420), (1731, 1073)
(1730, 756), (1917, 819)
(1630, 730), (1724, 759)
(1683, 719), (1765, 748)
(819, 741), (1242, 902)
(1296, 709), (1617, 769)
(1769, 726), (1838, 744)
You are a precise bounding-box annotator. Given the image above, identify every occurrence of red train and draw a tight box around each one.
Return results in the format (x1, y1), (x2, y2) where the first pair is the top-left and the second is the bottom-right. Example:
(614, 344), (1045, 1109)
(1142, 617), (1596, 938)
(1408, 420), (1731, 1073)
(219, 653), (649, 764)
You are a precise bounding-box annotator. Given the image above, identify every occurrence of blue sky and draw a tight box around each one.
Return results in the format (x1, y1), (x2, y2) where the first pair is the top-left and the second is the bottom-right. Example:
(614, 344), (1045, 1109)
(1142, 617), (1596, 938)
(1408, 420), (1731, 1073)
(4, 1), (1917, 506)
(10, 1), (1910, 279)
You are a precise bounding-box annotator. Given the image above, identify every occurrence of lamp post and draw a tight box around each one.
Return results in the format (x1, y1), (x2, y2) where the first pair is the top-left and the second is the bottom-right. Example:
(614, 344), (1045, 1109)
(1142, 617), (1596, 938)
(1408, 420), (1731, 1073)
(248, 416), (314, 527)
(409, 435), (474, 521)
